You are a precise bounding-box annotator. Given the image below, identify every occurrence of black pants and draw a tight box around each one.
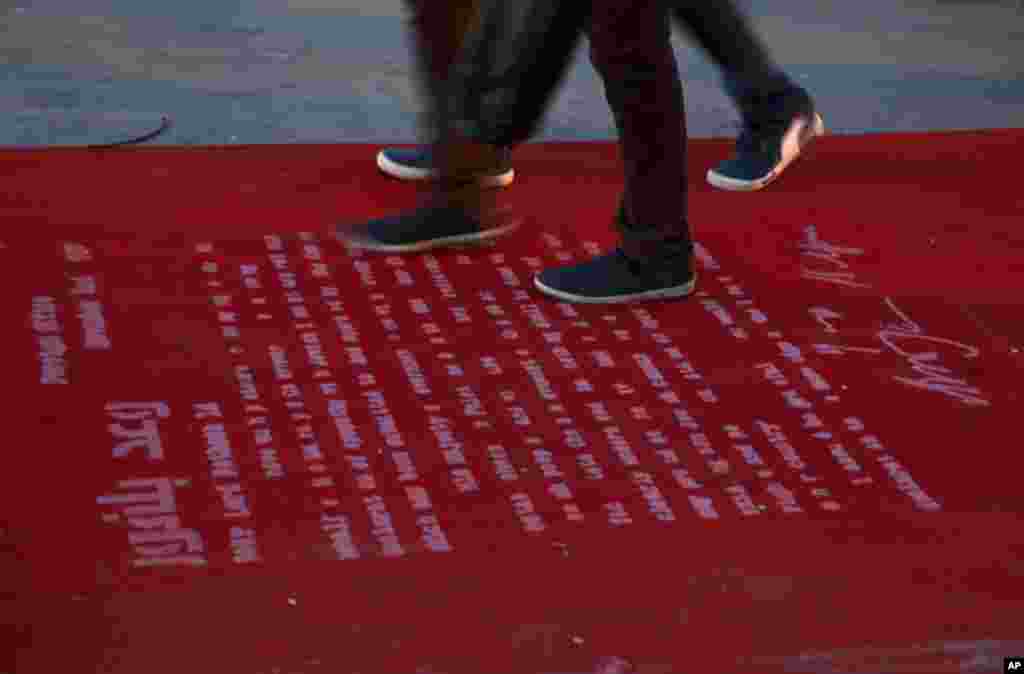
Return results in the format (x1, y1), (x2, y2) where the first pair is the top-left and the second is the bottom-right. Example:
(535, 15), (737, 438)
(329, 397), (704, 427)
(407, 0), (793, 260)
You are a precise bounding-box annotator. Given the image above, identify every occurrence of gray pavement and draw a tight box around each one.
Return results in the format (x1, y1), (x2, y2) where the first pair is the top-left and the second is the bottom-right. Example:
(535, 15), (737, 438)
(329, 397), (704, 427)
(0, 0), (1022, 146)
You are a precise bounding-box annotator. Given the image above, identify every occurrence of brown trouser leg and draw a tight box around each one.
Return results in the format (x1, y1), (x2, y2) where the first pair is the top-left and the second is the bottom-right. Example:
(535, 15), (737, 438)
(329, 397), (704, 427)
(405, 0), (506, 217)
(404, 0), (481, 142)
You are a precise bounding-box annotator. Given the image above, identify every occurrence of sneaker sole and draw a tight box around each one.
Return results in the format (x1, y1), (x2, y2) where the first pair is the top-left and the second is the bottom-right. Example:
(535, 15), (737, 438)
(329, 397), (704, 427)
(706, 112), (825, 192)
(533, 273), (698, 304)
(376, 150), (515, 188)
(337, 219), (521, 254)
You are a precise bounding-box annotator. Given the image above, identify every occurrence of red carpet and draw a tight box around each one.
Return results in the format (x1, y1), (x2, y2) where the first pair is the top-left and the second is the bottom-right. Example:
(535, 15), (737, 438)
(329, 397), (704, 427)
(2, 130), (1023, 674)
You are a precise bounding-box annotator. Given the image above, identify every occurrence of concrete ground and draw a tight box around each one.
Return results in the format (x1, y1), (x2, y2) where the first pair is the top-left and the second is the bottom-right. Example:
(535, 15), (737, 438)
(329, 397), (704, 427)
(1, 0), (1022, 146)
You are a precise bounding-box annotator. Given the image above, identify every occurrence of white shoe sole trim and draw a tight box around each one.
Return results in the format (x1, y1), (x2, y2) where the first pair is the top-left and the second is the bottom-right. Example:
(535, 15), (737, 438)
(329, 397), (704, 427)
(533, 273), (698, 304)
(706, 112), (825, 192)
(376, 150), (515, 188)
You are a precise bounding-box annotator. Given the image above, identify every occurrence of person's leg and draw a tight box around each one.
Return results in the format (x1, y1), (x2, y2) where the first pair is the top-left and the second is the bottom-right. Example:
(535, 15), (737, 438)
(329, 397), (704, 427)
(406, 0), (477, 137)
(672, 0), (792, 117)
(671, 0), (825, 191)
(375, 0), (515, 187)
(587, 0), (690, 263)
(337, 132), (521, 253)
(338, 0), (524, 253)
(533, 0), (696, 303)
(338, 0), (592, 253)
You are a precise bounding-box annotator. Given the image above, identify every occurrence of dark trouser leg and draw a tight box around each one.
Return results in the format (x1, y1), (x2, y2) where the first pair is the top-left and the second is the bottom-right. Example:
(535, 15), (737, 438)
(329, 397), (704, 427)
(404, 0), (511, 217)
(446, 0), (797, 147)
(670, 1), (796, 120)
(446, 0), (592, 147)
(587, 0), (691, 263)
(404, 0), (481, 142)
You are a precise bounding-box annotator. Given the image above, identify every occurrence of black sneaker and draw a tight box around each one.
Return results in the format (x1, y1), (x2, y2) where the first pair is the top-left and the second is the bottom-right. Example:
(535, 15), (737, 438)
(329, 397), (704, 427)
(376, 145), (515, 188)
(534, 248), (696, 304)
(335, 203), (520, 253)
(707, 89), (825, 192)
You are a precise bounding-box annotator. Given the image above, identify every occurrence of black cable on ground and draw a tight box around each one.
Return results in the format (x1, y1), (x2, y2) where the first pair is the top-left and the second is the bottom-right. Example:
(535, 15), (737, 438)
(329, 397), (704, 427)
(84, 115), (173, 149)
